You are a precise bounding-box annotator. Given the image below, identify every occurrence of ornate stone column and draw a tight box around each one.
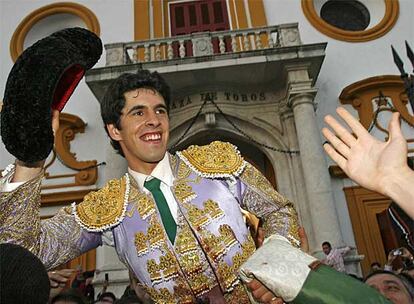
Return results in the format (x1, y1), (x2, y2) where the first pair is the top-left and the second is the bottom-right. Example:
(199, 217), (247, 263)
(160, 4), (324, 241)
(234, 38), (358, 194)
(280, 106), (316, 248)
(286, 65), (343, 251)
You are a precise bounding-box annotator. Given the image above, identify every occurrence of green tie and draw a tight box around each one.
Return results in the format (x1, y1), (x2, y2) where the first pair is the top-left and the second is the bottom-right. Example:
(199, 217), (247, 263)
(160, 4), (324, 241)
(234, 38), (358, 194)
(144, 177), (176, 243)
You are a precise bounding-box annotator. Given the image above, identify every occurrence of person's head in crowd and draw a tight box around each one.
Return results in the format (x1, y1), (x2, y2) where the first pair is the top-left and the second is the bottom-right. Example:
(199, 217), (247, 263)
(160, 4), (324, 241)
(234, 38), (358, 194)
(0, 243), (50, 304)
(364, 270), (414, 304)
(322, 241), (332, 255)
(371, 262), (382, 272)
(98, 292), (117, 304)
(50, 289), (87, 304)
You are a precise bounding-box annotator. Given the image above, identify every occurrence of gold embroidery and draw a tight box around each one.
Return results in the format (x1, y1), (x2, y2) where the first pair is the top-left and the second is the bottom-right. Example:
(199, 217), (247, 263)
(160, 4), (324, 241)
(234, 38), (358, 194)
(126, 185), (156, 219)
(187, 204), (210, 228)
(217, 234), (256, 291)
(137, 194), (156, 219)
(191, 273), (211, 296)
(147, 259), (162, 284)
(147, 250), (179, 284)
(147, 217), (166, 249)
(219, 224), (238, 248)
(240, 163), (288, 206)
(177, 160), (192, 179)
(204, 199), (224, 220)
(173, 180), (196, 204)
(144, 279), (195, 304)
(218, 261), (238, 291)
(173, 222), (215, 297)
(178, 141), (245, 177)
(134, 232), (147, 256)
(175, 226), (198, 255)
(224, 283), (251, 304)
(183, 199), (224, 230)
(200, 224), (239, 263)
(181, 253), (203, 276)
(173, 280), (195, 304)
(75, 177), (126, 230)
(159, 251), (179, 281)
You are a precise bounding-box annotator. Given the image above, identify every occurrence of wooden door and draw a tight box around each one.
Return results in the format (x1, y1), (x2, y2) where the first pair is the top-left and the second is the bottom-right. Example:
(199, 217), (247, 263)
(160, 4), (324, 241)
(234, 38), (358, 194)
(170, 0), (230, 56)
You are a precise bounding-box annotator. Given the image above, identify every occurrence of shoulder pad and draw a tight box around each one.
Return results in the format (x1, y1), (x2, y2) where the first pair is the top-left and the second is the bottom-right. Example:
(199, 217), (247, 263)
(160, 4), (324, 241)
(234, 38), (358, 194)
(73, 175), (129, 232)
(176, 141), (246, 178)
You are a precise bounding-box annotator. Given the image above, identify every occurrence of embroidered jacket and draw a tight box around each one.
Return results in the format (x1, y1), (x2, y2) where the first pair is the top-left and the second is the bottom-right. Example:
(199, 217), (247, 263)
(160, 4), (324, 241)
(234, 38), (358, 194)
(0, 141), (299, 304)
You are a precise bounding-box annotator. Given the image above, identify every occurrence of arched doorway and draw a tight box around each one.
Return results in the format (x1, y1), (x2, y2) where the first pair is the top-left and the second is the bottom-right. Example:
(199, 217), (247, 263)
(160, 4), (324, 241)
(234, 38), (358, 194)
(170, 129), (277, 189)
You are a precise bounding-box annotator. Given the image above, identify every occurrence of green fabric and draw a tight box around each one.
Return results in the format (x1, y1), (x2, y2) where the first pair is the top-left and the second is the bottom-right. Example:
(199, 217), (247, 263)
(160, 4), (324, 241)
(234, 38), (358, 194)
(293, 265), (392, 304)
(144, 178), (176, 243)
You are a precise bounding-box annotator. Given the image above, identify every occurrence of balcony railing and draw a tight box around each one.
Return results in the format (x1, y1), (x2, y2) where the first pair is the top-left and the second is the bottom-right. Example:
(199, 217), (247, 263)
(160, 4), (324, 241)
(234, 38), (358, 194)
(104, 23), (301, 66)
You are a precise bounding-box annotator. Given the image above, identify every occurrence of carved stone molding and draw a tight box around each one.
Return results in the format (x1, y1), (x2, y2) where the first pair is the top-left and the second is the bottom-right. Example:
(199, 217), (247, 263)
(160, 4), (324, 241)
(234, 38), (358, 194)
(43, 112), (98, 189)
(339, 75), (408, 129)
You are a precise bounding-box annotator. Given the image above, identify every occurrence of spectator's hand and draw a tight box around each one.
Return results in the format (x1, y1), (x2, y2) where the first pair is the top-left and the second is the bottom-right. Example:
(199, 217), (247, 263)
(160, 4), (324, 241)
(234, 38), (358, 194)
(387, 250), (398, 266)
(103, 279), (109, 289)
(323, 107), (408, 197)
(400, 247), (414, 263)
(48, 269), (75, 299)
(256, 227), (265, 248)
(51, 109), (60, 136)
(298, 226), (309, 253)
(246, 279), (283, 304)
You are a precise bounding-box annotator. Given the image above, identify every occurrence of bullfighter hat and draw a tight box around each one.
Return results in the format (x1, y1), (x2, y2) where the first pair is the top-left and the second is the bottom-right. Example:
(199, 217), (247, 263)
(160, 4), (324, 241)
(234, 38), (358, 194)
(1, 27), (102, 164)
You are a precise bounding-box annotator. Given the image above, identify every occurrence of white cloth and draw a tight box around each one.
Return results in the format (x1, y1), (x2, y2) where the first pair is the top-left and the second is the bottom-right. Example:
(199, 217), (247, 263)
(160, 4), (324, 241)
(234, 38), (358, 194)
(239, 234), (317, 303)
(325, 247), (350, 273)
(128, 153), (178, 223)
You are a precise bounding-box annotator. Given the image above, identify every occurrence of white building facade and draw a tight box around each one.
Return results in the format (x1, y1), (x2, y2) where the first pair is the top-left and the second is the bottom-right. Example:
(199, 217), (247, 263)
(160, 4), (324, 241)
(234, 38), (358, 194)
(1, 0), (413, 296)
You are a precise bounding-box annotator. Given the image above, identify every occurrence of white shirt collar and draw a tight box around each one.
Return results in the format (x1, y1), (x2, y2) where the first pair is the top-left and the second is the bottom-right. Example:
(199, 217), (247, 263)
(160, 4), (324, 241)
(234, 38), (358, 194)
(128, 153), (174, 190)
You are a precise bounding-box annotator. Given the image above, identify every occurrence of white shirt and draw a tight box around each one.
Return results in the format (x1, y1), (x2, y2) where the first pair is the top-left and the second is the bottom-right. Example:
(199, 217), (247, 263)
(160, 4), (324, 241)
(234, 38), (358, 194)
(128, 153), (178, 223)
(325, 247), (351, 273)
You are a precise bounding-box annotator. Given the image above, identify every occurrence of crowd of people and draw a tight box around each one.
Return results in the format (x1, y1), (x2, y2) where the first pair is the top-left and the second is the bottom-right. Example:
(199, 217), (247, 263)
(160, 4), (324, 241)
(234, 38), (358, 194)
(1, 28), (414, 304)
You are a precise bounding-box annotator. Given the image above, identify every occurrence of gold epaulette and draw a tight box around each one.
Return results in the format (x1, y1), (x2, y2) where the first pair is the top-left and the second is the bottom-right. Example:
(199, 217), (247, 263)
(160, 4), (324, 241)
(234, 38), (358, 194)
(72, 175), (129, 232)
(176, 141), (246, 178)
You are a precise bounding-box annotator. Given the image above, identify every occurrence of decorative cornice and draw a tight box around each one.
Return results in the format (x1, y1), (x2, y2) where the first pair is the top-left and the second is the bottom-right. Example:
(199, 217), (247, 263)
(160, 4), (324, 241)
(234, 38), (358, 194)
(52, 113), (98, 186)
(339, 75), (408, 129)
(10, 2), (100, 61)
(301, 0), (399, 42)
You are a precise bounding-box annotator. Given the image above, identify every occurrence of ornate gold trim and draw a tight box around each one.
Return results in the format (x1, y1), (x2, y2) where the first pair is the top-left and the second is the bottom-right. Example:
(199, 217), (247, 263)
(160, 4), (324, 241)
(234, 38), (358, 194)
(177, 141), (246, 178)
(74, 175), (129, 231)
(301, 0), (399, 42)
(10, 2), (100, 61)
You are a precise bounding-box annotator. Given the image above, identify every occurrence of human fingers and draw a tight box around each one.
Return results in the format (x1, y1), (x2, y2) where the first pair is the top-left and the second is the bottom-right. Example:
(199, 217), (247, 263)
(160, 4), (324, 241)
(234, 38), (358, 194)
(246, 279), (262, 290)
(51, 109), (60, 136)
(336, 107), (368, 138)
(270, 297), (284, 304)
(388, 112), (405, 141)
(298, 226), (309, 253)
(247, 279), (270, 300)
(48, 270), (73, 284)
(256, 227), (265, 248)
(323, 142), (347, 169)
(324, 113), (357, 147)
(251, 284), (272, 301)
(322, 127), (351, 159)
